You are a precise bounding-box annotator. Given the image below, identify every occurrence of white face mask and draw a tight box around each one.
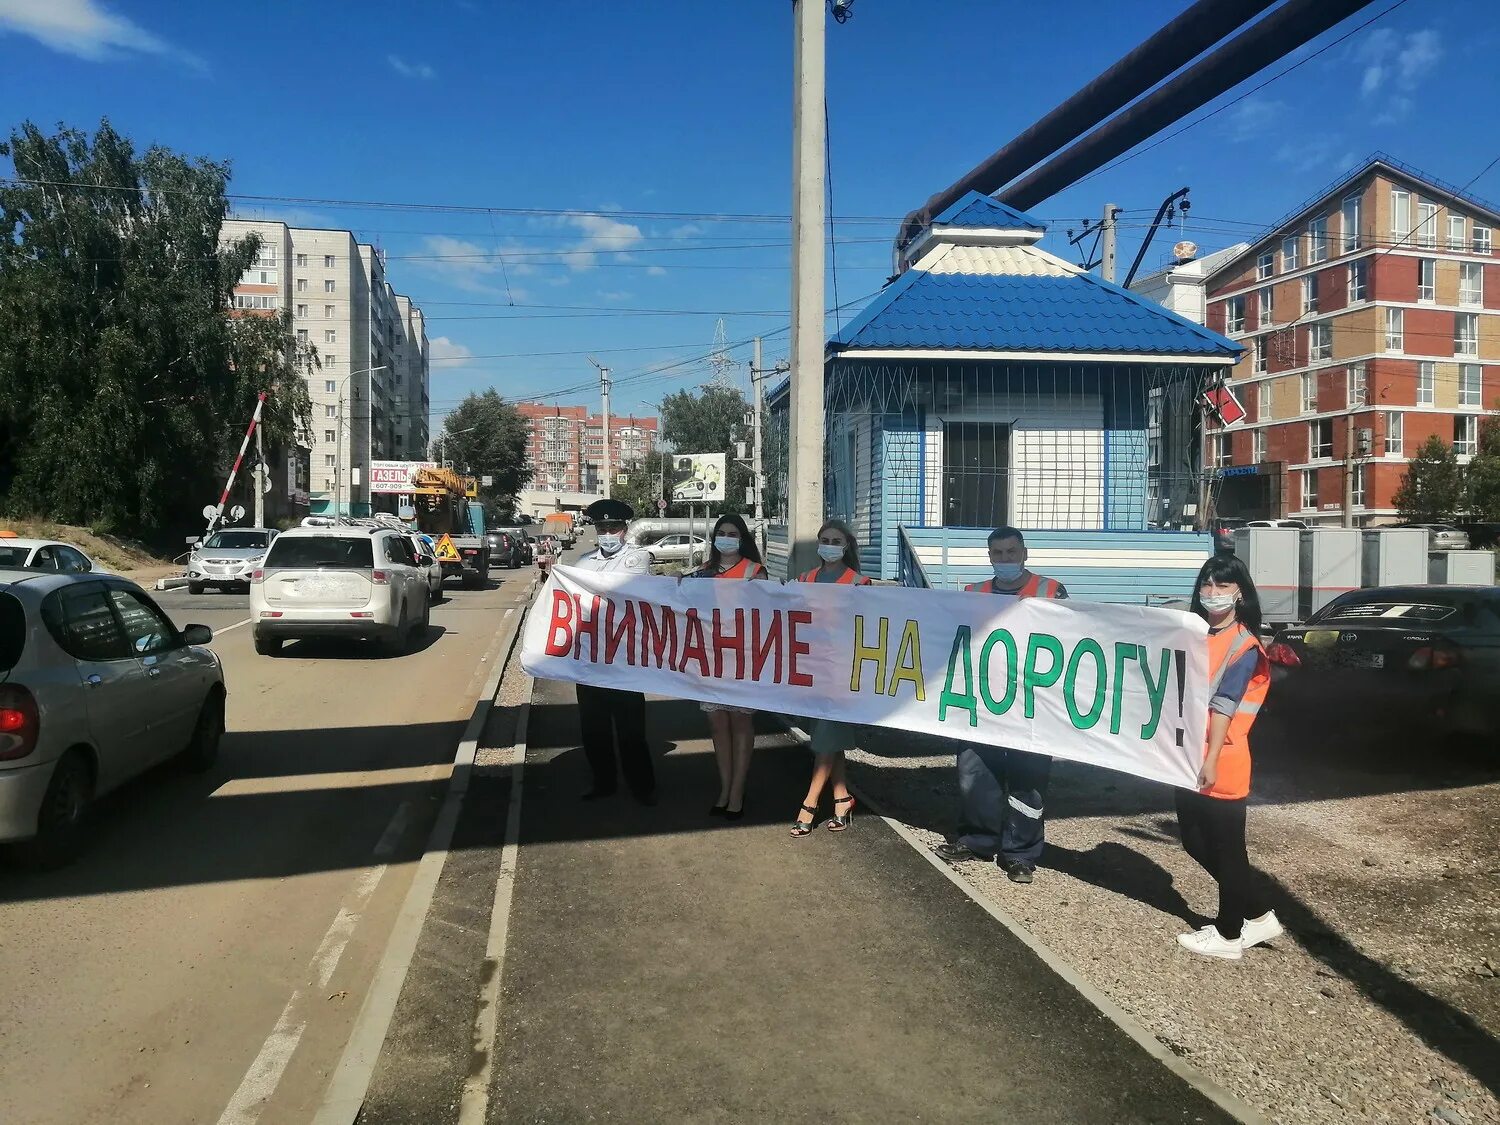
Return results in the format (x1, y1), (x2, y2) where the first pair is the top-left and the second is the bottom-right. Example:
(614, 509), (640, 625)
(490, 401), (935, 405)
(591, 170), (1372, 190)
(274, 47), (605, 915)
(714, 535), (740, 555)
(817, 543), (845, 562)
(1200, 594), (1237, 615)
(597, 532), (624, 555)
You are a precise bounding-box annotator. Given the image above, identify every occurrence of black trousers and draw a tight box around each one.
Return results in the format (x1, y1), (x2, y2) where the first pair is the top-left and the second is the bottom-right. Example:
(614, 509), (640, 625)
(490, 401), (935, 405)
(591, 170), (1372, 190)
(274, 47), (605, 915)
(576, 684), (654, 796)
(1175, 789), (1269, 940)
(955, 745), (1051, 865)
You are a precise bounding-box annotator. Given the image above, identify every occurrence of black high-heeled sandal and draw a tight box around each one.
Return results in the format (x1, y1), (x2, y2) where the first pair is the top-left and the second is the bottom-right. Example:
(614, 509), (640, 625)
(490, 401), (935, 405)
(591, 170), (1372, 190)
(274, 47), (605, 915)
(828, 794), (855, 832)
(789, 804), (817, 838)
(709, 801), (729, 817)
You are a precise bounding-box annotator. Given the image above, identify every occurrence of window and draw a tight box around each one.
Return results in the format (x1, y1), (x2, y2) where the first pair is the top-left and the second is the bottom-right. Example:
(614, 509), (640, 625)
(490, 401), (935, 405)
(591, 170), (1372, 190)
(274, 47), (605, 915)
(1226, 296), (1245, 334)
(41, 585), (131, 661)
(1256, 251), (1274, 280)
(1385, 411), (1403, 455)
(106, 587), (175, 658)
(1390, 189), (1411, 242)
(1448, 214), (1466, 251)
(1416, 199), (1439, 249)
(1342, 194), (1362, 251)
(1258, 287), (1273, 324)
(323, 429), (335, 443)
(1348, 260), (1368, 302)
(1418, 361), (1436, 405)
(1309, 216), (1329, 263)
(1460, 363), (1482, 406)
(1256, 383), (1268, 422)
(1460, 262), (1483, 306)
(1310, 322), (1332, 361)
(1302, 275), (1318, 314)
(1456, 415), (1479, 457)
(1301, 469), (1318, 511)
(325, 353), (337, 365)
(1456, 312), (1479, 357)
(1311, 419), (1334, 460)
(324, 329), (337, 344)
(325, 454), (336, 467)
(296, 303), (308, 318)
(231, 294), (279, 310)
(325, 404), (337, 418)
(296, 329), (308, 344)
(1386, 307), (1404, 352)
(297, 277), (307, 293)
(1282, 234), (1300, 271)
(324, 304), (335, 319)
(1301, 371), (1317, 414)
(1476, 225), (1493, 255)
(1212, 432), (1231, 467)
(254, 247), (276, 269)
(324, 379), (336, 393)
(1253, 429), (1266, 463)
(1347, 363), (1367, 406)
(323, 254), (336, 268)
(325, 279), (336, 294)
(1418, 258), (1436, 302)
(1351, 463), (1366, 509)
(1254, 336), (1267, 374)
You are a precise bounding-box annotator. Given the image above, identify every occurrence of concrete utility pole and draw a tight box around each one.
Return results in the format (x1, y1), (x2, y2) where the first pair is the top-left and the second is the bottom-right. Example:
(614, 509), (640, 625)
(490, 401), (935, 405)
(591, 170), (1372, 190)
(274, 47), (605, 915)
(1101, 203), (1119, 283)
(254, 422), (265, 528)
(751, 336), (765, 525)
(788, 0), (826, 577)
(589, 356), (612, 499)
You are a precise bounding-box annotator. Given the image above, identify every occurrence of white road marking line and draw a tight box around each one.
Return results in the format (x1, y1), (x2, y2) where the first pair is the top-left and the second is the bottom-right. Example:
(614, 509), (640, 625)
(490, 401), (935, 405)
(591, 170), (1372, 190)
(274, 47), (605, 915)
(311, 866), (387, 990)
(215, 996), (307, 1125)
(373, 800), (411, 859)
(216, 618), (253, 636)
(457, 676), (532, 1125)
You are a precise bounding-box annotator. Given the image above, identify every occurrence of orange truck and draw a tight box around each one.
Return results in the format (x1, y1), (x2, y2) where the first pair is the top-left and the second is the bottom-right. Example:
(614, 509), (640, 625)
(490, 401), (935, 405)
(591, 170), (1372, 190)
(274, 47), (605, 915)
(541, 512), (576, 548)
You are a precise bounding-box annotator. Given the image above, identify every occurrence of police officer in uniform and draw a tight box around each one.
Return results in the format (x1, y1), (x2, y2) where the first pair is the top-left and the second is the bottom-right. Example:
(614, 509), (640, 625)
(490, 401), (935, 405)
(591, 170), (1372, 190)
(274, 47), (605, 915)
(570, 498), (657, 805)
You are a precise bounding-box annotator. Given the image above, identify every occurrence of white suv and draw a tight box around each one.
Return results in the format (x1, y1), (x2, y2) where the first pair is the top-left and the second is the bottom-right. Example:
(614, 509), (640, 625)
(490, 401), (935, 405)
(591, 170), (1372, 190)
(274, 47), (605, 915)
(250, 527), (429, 656)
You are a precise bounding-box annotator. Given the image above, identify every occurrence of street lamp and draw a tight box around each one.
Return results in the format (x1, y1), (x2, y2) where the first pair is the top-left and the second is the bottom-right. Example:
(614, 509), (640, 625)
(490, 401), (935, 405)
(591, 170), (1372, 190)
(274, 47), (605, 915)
(437, 425), (476, 470)
(334, 365), (388, 519)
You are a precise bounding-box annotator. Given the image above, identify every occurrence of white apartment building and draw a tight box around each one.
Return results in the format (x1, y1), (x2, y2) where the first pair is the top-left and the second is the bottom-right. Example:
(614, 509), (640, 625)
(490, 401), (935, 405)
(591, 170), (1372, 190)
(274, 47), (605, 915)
(221, 219), (430, 517)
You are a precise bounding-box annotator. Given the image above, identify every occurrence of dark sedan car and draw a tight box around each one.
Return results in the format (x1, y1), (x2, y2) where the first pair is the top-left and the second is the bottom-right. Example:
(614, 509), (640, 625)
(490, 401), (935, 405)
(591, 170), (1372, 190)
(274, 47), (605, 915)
(1266, 585), (1500, 743)
(484, 530), (524, 570)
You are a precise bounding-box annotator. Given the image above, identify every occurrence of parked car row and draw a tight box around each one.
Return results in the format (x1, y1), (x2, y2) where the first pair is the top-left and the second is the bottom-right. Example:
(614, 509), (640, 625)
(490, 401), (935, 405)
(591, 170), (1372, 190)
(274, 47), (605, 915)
(485, 528), (537, 569)
(0, 533), (104, 575)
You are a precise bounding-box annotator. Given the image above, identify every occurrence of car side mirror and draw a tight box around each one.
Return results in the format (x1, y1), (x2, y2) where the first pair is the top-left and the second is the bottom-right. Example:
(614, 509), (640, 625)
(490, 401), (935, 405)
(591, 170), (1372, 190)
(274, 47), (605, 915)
(182, 624), (213, 646)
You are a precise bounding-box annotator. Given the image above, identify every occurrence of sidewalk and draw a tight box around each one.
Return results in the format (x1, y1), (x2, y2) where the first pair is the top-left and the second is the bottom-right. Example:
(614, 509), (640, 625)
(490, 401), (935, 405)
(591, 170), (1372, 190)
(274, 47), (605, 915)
(360, 672), (1242, 1124)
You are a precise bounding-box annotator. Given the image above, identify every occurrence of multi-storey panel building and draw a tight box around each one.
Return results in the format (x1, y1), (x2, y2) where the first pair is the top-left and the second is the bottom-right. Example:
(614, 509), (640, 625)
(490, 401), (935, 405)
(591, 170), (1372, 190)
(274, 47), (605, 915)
(516, 402), (658, 496)
(1203, 156), (1500, 525)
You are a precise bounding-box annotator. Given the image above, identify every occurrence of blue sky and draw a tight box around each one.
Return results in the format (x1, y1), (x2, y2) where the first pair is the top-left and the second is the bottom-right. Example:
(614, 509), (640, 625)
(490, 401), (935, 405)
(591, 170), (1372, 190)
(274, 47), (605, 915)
(2, 0), (1496, 431)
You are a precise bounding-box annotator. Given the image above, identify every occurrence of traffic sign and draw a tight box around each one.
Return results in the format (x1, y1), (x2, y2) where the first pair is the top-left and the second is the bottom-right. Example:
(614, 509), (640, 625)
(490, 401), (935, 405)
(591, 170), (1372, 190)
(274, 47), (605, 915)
(433, 534), (461, 561)
(657, 499), (667, 512)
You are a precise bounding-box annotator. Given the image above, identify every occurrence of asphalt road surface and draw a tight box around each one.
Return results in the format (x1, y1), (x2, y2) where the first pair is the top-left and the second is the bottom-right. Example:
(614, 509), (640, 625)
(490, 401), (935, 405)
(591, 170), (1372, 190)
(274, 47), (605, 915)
(0, 568), (534, 1125)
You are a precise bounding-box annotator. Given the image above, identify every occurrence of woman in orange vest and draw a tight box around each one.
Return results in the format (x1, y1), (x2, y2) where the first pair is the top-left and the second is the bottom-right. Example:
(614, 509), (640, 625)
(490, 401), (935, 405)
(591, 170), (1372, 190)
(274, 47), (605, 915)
(691, 513), (767, 821)
(1176, 554), (1281, 961)
(790, 519), (869, 837)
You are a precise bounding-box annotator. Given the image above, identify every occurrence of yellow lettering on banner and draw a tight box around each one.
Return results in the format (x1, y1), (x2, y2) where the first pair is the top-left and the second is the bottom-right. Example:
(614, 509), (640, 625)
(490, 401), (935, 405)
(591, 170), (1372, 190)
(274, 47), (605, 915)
(850, 614), (888, 694)
(434, 534), (460, 561)
(887, 619), (926, 701)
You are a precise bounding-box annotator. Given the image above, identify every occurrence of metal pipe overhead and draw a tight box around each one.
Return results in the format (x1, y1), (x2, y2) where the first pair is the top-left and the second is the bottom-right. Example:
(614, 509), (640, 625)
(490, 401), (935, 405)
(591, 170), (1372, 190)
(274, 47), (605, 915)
(999, 0), (1378, 211)
(894, 0), (1278, 257)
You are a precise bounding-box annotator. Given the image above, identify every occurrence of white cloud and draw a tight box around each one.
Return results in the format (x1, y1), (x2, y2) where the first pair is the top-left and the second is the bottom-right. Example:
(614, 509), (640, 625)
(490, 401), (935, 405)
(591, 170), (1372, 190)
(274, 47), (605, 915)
(646, 265), (668, 277)
(428, 336), (474, 365)
(0, 0), (203, 67)
(414, 235), (525, 299)
(1225, 98), (1286, 143)
(1356, 27), (1441, 97)
(560, 213), (644, 272)
(599, 291), (632, 302)
(387, 54), (436, 80)
(1274, 140), (1343, 174)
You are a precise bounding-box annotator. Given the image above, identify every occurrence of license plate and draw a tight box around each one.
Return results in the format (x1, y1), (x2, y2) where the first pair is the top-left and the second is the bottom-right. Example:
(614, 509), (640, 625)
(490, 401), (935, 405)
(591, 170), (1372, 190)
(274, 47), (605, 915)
(1340, 651), (1384, 669)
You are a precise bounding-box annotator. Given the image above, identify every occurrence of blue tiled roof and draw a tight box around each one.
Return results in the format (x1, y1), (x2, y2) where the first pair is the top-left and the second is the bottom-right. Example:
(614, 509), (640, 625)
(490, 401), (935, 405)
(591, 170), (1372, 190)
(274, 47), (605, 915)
(833, 269), (1239, 358)
(932, 191), (1045, 232)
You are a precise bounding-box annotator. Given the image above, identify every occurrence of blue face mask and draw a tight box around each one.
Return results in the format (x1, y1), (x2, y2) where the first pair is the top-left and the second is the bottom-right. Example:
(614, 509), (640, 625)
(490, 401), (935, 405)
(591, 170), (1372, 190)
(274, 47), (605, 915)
(714, 535), (740, 555)
(992, 562), (1024, 583)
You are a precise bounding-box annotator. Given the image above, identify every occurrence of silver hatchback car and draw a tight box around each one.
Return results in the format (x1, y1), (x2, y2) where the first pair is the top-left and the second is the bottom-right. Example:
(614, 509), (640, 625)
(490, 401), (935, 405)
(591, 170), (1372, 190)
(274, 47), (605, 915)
(0, 570), (225, 867)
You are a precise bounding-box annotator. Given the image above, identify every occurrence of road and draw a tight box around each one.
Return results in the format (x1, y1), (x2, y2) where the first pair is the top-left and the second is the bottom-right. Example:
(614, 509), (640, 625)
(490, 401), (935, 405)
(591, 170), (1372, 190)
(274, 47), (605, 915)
(0, 566), (537, 1125)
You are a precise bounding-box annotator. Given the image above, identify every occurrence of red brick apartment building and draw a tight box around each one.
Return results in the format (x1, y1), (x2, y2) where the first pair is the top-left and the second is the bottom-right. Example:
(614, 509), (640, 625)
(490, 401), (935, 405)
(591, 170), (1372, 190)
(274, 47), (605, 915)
(1204, 155), (1500, 525)
(517, 402), (658, 495)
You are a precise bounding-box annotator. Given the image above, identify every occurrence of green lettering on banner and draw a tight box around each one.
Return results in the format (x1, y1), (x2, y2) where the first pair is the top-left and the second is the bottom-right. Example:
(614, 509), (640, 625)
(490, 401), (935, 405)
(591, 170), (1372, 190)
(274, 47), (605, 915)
(850, 614), (889, 694)
(978, 628), (1018, 716)
(1110, 642), (1142, 735)
(1137, 648), (1170, 740)
(938, 626), (977, 726)
(1063, 639), (1107, 730)
(888, 619), (926, 701)
(1022, 633), (1065, 719)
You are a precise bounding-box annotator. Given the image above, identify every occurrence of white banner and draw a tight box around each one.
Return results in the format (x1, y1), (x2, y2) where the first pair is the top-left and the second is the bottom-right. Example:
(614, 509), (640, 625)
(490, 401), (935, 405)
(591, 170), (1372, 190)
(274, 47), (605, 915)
(522, 567), (1211, 789)
(369, 460), (438, 495)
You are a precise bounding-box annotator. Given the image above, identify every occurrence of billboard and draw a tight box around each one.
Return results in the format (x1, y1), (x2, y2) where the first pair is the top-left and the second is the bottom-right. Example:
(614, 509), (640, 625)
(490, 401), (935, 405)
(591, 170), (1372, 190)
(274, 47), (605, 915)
(369, 460), (438, 495)
(669, 453), (726, 504)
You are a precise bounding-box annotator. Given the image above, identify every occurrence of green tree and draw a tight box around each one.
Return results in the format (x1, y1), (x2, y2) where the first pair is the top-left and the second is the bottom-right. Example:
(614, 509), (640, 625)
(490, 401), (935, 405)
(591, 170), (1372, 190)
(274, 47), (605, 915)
(437, 390), (531, 517)
(658, 384), (752, 515)
(1464, 411), (1500, 521)
(1394, 435), (1464, 523)
(0, 119), (311, 540)
(614, 447), (668, 519)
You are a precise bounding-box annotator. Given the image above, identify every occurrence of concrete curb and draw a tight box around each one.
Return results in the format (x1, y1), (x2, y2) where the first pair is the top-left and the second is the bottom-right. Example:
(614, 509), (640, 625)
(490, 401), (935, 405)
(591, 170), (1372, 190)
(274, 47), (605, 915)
(154, 576), (191, 591)
(781, 722), (1268, 1125)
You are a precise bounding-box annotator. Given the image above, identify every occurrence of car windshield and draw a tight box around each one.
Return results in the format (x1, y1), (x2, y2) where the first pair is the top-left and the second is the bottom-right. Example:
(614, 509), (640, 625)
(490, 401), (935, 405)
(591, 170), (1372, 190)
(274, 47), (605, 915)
(1312, 592), (1473, 624)
(205, 530), (271, 549)
(0, 591), (23, 672)
(265, 536), (374, 569)
(0, 545), (30, 568)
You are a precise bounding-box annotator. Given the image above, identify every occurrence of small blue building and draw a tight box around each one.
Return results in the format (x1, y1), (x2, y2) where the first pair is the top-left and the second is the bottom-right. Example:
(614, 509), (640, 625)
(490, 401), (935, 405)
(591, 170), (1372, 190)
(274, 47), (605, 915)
(767, 192), (1240, 601)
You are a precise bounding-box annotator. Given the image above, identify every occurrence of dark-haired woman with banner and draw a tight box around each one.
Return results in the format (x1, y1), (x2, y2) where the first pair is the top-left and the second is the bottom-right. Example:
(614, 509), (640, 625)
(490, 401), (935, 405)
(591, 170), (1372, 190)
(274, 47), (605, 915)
(690, 513), (766, 821)
(789, 519), (869, 838)
(1175, 553), (1282, 961)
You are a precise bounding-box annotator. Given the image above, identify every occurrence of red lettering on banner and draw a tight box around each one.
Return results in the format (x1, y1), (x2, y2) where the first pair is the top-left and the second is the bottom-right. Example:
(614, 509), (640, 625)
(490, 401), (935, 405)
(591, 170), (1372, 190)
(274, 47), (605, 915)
(639, 601), (678, 669)
(545, 590), (575, 656)
(751, 608), (783, 682)
(677, 608), (710, 677)
(572, 593), (602, 662)
(604, 600), (637, 665)
(711, 608), (747, 679)
(787, 610), (813, 687)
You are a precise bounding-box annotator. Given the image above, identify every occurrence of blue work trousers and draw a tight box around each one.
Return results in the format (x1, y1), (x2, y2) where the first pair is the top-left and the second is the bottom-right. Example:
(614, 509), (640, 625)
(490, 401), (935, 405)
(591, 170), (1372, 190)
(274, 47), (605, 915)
(955, 744), (1051, 865)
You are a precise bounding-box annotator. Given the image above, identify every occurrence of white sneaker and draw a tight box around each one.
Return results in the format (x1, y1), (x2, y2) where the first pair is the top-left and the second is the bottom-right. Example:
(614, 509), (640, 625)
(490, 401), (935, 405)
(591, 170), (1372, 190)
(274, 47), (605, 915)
(1176, 925), (1243, 960)
(1241, 911), (1284, 950)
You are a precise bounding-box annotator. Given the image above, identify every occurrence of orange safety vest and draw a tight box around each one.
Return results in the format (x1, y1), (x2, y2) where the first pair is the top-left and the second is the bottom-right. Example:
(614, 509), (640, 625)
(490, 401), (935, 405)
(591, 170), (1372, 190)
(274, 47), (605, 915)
(797, 565), (868, 585)
(713, 557), (764, 579)
(964, 571), (1064, 599)
(1202, 622), (1269, 801)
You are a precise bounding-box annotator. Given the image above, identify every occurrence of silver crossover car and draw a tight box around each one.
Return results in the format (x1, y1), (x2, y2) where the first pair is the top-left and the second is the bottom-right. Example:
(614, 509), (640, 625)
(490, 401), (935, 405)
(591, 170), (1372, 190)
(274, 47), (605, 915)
(187, 527), (279, 593)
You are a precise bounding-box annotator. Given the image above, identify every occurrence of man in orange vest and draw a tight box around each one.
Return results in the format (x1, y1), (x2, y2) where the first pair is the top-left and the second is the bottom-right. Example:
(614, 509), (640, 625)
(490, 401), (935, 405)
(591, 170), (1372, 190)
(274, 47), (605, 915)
(934, 526), (1067, 884)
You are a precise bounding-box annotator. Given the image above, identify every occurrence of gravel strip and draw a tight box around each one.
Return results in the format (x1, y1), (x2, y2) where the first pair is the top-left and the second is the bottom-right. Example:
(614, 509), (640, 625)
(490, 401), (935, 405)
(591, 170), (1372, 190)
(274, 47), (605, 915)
(842, 719), (1500, 1125)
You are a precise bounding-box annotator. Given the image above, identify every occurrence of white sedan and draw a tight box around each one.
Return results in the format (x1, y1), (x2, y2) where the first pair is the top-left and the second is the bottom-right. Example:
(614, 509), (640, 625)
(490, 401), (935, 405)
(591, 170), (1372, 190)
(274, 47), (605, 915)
(0, 537), (103, 575)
